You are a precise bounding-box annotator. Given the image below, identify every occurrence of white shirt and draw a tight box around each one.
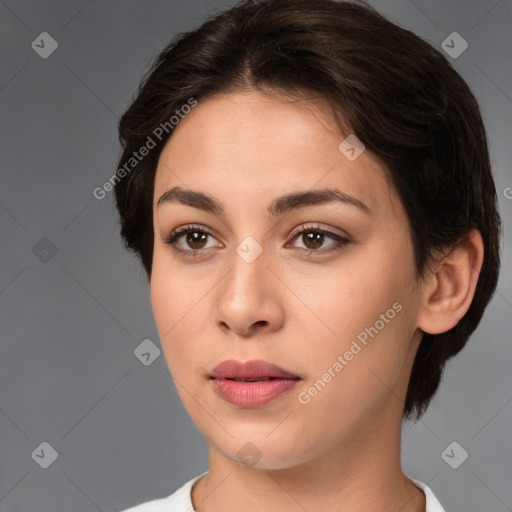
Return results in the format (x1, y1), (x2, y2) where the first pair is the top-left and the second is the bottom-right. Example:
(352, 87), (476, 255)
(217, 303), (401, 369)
(116, 472), (447, 511)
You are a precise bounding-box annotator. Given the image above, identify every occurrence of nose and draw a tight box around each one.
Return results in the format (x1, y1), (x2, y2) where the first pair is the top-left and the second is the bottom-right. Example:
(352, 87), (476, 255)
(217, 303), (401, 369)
(212, 245), (285, 338)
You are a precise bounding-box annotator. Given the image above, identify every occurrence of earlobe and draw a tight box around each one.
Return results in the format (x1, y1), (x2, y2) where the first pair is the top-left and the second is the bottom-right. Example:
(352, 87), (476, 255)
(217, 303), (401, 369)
(417, 229), (484, 335)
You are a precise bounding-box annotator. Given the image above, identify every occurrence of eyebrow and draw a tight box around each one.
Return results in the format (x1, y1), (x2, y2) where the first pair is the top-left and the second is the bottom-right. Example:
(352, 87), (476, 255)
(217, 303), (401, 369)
(156, 186), (371, 216)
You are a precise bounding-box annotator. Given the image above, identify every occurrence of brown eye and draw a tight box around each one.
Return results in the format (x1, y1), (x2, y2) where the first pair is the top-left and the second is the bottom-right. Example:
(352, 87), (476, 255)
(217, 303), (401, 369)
(184, 231), (208, 250)
(301, 231), (325, 250)
(164, 223), (350, 259)
(290, 225), (351, 255)
(163, 225), (221, 257)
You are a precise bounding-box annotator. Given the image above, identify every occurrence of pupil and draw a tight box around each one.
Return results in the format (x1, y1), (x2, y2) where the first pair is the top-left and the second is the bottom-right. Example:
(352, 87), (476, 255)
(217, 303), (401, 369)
(187, 232), (207, 249)
(304, 232), (323, 249)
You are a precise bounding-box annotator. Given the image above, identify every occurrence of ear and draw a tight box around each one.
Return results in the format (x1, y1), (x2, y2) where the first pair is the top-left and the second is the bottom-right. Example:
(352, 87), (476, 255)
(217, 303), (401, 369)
(417, 229), (484, 335)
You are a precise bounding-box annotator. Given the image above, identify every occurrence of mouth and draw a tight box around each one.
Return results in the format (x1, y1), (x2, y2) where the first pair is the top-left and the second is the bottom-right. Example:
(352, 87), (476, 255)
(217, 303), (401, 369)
(209, 358), (301, 381)
(216, 377), (299, 382)
(219, 377), (299, 382)
(209, 359), (301, 408)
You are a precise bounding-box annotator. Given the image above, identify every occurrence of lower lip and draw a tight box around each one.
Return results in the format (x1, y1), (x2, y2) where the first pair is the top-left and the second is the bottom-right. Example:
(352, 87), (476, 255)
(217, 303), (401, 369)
(211, 378), (299, 408)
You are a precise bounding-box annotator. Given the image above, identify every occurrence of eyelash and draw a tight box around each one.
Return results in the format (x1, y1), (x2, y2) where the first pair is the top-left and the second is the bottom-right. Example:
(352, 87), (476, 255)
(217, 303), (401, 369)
(163, 223), (351, 259)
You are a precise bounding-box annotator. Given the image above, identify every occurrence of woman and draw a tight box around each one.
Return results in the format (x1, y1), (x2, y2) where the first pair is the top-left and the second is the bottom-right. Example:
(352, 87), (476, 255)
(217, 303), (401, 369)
(113, 0), (502, 510)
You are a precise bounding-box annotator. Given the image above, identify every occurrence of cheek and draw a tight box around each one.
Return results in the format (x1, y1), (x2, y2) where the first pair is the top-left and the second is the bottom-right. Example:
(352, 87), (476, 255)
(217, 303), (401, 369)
(300, 247), (408, 343)
(294, 245), (416, 395)
(150, 263), (212, 377)
(150, 251), (202, 335)
(150, 269), (175, 336)
(150, 268), (190, 369)
(293, 304), (414, 443)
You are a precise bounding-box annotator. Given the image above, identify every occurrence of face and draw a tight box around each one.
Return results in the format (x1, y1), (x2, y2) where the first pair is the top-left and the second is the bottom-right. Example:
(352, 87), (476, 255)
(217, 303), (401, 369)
(150, 90), (425, 470)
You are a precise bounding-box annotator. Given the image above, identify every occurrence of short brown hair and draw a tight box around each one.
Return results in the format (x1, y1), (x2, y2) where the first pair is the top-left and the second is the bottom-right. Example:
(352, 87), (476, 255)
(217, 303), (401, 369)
(114, 0), (502, 421)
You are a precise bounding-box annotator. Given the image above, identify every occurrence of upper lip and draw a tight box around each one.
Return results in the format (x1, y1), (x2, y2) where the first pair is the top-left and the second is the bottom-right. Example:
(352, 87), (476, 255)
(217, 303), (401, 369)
(210, 359), (300, 380)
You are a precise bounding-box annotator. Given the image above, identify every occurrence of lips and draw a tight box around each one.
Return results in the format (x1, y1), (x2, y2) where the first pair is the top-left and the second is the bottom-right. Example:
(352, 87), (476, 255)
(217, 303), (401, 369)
(210, 359), (300, 381)
(209, 359), (301, 408)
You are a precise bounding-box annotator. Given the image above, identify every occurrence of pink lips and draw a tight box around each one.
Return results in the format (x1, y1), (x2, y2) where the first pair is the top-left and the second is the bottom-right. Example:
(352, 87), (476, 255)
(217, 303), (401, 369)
(210, 359), (301, 408)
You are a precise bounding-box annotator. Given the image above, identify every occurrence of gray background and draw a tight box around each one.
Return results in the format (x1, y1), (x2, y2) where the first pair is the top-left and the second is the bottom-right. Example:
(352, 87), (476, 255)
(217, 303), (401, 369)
(0, 0), (511, 511)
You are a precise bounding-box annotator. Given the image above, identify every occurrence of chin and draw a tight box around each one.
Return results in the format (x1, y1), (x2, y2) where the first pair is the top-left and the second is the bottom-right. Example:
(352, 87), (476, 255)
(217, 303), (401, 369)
(209, 433), (315, 471)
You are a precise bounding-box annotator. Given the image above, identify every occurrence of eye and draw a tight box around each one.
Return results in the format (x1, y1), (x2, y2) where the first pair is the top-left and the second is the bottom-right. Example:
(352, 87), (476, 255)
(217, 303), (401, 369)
(163, 224), (222, 258)
(163, 223), (351, 258)
(288, 224), (351, 255)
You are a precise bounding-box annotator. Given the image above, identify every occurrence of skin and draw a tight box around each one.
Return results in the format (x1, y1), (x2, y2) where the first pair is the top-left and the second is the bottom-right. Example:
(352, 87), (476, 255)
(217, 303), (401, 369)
(150, 90), (484, 512)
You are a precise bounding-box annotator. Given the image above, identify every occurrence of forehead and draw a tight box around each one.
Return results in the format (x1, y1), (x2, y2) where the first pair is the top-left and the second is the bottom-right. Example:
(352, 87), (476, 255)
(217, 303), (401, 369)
(153, 90), (397, 219)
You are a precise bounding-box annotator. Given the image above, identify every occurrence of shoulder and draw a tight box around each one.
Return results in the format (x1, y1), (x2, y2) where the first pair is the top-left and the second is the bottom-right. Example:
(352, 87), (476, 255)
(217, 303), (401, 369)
(410, 478), (447, 512)
(114, 471), (207, 512)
